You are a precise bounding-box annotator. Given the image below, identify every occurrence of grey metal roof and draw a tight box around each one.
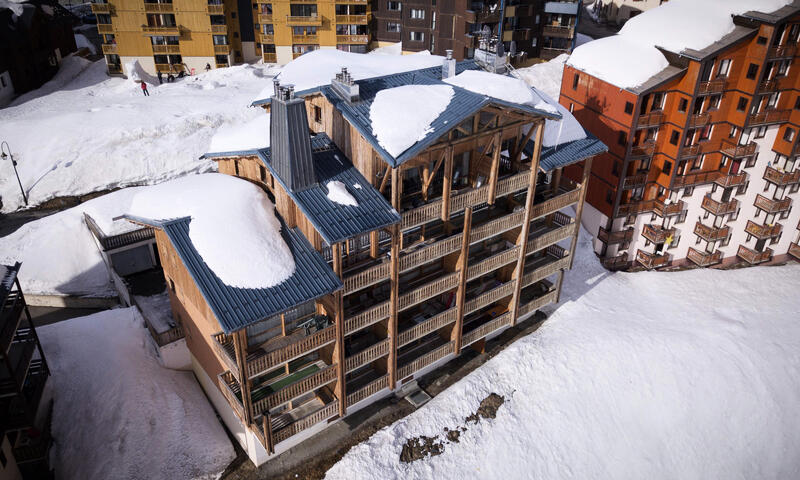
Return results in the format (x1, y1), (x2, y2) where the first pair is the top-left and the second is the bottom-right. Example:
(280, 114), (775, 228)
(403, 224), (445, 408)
(0, 262), (20, 307)
(257, 133), (401, 245)
(544, 1), (579, 15)
(125, 215), (342, 334)
(525, 131), (608, 172)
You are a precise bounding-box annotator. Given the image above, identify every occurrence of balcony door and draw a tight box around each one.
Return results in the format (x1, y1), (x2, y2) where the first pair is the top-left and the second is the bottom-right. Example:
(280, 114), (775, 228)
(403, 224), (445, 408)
(730, 158), (741, 175)
(755, 238), (767, 252)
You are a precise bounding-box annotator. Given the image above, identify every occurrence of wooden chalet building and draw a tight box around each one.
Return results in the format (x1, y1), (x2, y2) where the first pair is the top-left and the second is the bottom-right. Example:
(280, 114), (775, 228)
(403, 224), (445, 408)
(561, 1), (800, 270)
(0, 263), (52, 480)
(131, 57), (605, 465)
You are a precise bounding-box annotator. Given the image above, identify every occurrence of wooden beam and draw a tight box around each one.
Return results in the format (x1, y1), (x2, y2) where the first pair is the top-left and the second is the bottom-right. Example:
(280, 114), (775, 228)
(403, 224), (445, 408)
(453, 207), (473, 354)
(263, 414), (274, 454)
(332, 242), (347, 416)
(370, 230), (380, 258)
(233, 329), (253, 424)
(514, 124), (536, 164)
(568, 158), (593, 269)
(422, 148), (447, 199)
(487, 132), (502, 205)
(509, 120), (545, 326)
(378, 165), (391, 194)
(430, 119), (528, 149)
(441, 146), (454, 221)
(387, 224), (400, 388)
(551, 167), (562, 196)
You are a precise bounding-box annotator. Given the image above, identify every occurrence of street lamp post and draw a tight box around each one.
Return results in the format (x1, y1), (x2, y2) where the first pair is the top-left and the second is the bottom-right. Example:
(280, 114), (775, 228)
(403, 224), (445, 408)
(1, 141), (28, 206)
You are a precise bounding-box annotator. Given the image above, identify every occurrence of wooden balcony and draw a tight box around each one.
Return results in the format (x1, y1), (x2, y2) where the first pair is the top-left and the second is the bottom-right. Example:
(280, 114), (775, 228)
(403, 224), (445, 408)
(749, 109), (791, 126)
(679, 143), (702, 159)
(336, 34), (369, 44)
(344, 262), (389, 296)
(701, 195), (738, 216)
(475, 9), (500, 23)
(754, 194), (791, 214)
(530, 188), (582, 220)
(690, 112), (711, 128)
(635, 249), (669, 269)
(517, 288), (558, 317)
(737, 245), (772, 265)
(335, 14), (368, 24)
(345, 339), (390, 373)
(247, 324), (337, 378)
(720, 141), (756, 158)
(462, 312), (512, 348)
(211, 333), (240, 382)
(602, 252), (628, 270)
(637, 111), (664, 128)
(152, 44), (180, 54)
(693, 222), (729, 242)
(142, 25), (180, 36)
(258, 13), (272, 23)
(744, 220), (782, 240)
(258, 33), (274, 44)
(687, 247), (722, 267)
(286, 15), (322, 26)
(252, 364), (338, 414)
(622, 172), (647, 189)
(398, 307), (458, 348)
(218, 371), (245, 420)
(346, 374), (389, 406)
(758, 78), (779, 93)
(521, 246), (570, 288)
(214, 44), (231, 54)
(470, 211), (525, 244)
(272, 400), (339, 445)
(673, 169), (723, 188)
(97, 23), (113, 34)
(788, 242), (800, 260)
(630, 140), (655, 159)
(90, 2), (110, 13)
(292, 34), (318, 43)
(542, 25), (574, 38)
(345, 301), (389, 336)
(768, 44), (797, 58)
(641, 224), (676, 244)
(143, 2), (173, 13)
(262, 52), (276, 62)
(763, 166), (800, 186)
(101, 44), (117, 54)
(697, 78), (726, 95)
(598, 226), (634, 245)
(714, 172), (747, 188)
(397, 341), (454, 379)
(467, 246), (520, 281)
(465, 279), (516, 315)
(211, 24), (227, 33)
(655, 197), (685, 217)
(207, 3), (223, 14)
(526, 221), (576, 253)
(399, 272), (460, 311)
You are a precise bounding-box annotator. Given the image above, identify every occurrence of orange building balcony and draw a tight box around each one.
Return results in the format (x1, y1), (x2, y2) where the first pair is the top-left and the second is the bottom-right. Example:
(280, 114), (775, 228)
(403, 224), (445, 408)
(597, 226), (633, 245)
(641, 224), (676, 244)
(701, 195), (737, 216)
(768, 44), (797, 58)
(720, 141), (757, 158)
(286, 15), (323, 26)
(636, 111), (664, 128)
(629, 140), (655, 159)
(789, 242), (800, 260)
(90, 2), (110, 13)
(688, 112), (710, 128)
(697, 78), (726, 95)
(714, 172), (747, 189)
(207, 4), (224, 14)
(737, 245), (772, 264)
(621, 172), (647, 189)
(635, 249), (669, 269)
(763, 166), (800, 186)
(754, 194), (791, 214)
(687, 247), (722, 267)
(693, 222), (729, 242)
(744, 220), (782, 240)
(749, 109), (791, 126)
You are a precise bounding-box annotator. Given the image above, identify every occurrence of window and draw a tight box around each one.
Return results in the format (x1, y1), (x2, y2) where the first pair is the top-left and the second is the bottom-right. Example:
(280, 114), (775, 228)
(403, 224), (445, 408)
(409, 8), (424, 19)
(409, 31), (424, 41)
(737, 97), (748, 111)
(651, 92), (664, 111)
(708, 94), (721, 109)
(231, 11), (236, 18)
(678, 98), (688, 112)
(259, 165), (267, 182)
(729, 125), (737, 138)
(691, 155), (704, 171)
(699, 124), (712, 141)
(718, 58), (731, 76)
(663, 160), (672, 175)
(755, 125), (767, 138)
(683, 186), (694, 197)
(784, 127), (796, 142)
(569, 102), (574, 112)
(617, 131), (627, 146)
(387, 1), (401, 11)
(387, 22), (401, 32)
(746, 63), (759, 79)
(757, 36), (767, 45)
(572, 73), (579, 90)
(795, 96), (800, 110)
(313, 105), (322, 123)
(612, 161), (620, 176)
(605, 190), (613, 205)
(624, 101), (633, 114)
(670, 130), (680, 145)
(737, 182), (749, 195)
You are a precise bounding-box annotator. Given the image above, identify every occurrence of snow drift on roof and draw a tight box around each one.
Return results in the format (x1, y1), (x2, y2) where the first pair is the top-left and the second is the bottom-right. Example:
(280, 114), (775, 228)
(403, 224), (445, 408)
(567, 36), (669, 89)
(207, 113), (270, 154)
(326, 180), (359, 207)
(516, 53), (569, 100)
(255, 49), (446, 100)
(536, 90), (587, 148)
(370, 84), (454, 158)
(128, 173), (294, 289)
(444, 70), (541, 107)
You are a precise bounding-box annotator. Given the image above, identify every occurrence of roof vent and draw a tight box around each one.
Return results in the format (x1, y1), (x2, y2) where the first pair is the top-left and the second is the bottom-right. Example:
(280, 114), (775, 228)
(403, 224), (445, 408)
(331, 67), (360, 103)
(270, 81), (317, 192)
(442, 49), (456, 79)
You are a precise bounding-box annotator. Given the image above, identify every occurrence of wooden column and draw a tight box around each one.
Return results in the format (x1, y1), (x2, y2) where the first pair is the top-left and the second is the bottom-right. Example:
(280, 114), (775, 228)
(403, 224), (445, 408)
(550, 167), (562, 196)
(263, 413), (275, 454)
(569, 158), (593, 269)
(554, 269), (566, 303)
(453, 207), (473, 354)
(388, 167), (402, 388)
(441, 146), (454, 221)
(509, 121), (545, 326)
(232, 329), (253, 424)
(370, 230), (380, 258)
(487, 132), (502, 205)
(331, 242), (347, 416)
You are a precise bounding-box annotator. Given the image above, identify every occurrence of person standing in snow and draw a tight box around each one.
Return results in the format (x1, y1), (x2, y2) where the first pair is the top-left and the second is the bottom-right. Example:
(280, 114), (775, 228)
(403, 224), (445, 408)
(205, 63), (211, 72)
(140, 81), (149, 96)
(157, 71), (163, 85)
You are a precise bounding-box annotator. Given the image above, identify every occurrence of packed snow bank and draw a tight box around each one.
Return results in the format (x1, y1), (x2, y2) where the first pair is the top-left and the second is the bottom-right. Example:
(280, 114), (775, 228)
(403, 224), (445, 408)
(326, 227), (800, 480)
(207, 112), (270, 154)
(567, 35), (668, 89)
(125, 59), (158, 85)
(516, 54), (568, 100)
(39, 307), (235, 480)
(74, 32), (96, 54)
(369, 42), (402, 56)
(128, 173), (294, 289)
(0, 60), (272, 212)
(370, 85), (454, 158)
(326, 180), (358, 207)
(259, 49), (445, 99)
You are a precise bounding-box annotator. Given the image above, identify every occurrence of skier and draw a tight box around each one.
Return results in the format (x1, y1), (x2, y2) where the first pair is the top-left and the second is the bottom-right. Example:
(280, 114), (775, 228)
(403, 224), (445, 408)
(205, 62), (211, 72)
(157, 71), (163, 85)
(140, 81), (149, 96)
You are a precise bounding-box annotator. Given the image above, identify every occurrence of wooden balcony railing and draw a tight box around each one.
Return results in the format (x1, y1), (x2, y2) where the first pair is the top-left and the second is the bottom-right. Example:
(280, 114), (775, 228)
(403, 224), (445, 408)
(763, 166), (800, 186)
(754, 194), (791, 214)
(749, 109), (791, 126)
(336, 34), (369, 44)
(101, 44), (117, 54)
(397, 341), (454, 380)
(622, 172), (647, 189)
(602, 252), (628, 270)
(218, 371), (245, 419)
(529, 188), (582, 220)
(211, 333), (240, 382)
(617, 197), (684, 218)
(400, 235), (462, 273)
(214, 44), (230, 54)
(758, 78), (779, 93)
(335, 14), (368, 24)
(714, 172), (747, 188)
(496, 171), (530, 195)
(272, 400), (339, 445)
(465, 279), (516, 315)
(597, 226), (634, 245)
(262, 52), (276, 63)
(211, 24), (227, 33)
(90, 2), (110, 13)
(152, 44), (180, 54)
(641, 224), (676, 244)
(517, 288), (558, 317)
(292, 34), (318, 43)
(142, 25), (180, 35)
(207, 3), (224, 14)
(345, 339), (390, 373)
(542, 25), (574, 38)
(252, 364), (338, 415)
(97, 23), (113, 34)
(286, 15), (323, 26)
(679, 143), (702, 159)
(720, 141), (756, 158)
(635, 249), (669, 269)
(788, 242), (800, 260)
(693, 222), (729, 242)
(247, 324), (337, 378)
(343, 262), (390, 295)
(637, 112), (664, 128)
(687, 247), (722, 267)
(469, 211), (525, 244)
(768, 44), (797, 58)
(346, 374), (389, 406)
(467, 246), (520, 281)
(399, 272), (460, 311)
(258, 13), (273, 23)
(630, 140), (656, 159)
(144, 2), (173, 13)
(688, 112), (710, 128)
(673, 170), (723, 188)
(521, 251), (570, 288)
(462, 312), (512, 348)
(397, 307), (458, 347)
(701, 195), (738, 216)
(526, 222), (576, 253)
(345, 301), (390, 335)
(697, 78), (726, 95)
(744, 220), (782, 239)
(737, 245), (772, 264)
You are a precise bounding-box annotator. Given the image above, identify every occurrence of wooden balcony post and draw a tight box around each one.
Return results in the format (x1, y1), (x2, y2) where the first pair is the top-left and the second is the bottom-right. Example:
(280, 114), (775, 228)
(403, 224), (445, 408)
(441, 146), (454, 221)
(263, 414), (275, 454)
(331, 242), (347, 416)
(232, 329), (253, 424)
(510, 121), (544, 326)
(370, 230), (380, 258)
(554, 269), (565, 303)
(550, 167), (562, 196)
(387, 224), (400, 388)
(569, 157), (592, 269)
(453, 207), (473, 354)
(487, 132), (502, 205)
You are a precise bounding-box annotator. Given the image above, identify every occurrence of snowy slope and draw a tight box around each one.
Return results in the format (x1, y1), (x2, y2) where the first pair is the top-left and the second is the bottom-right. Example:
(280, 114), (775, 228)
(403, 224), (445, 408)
(0, 59), (276, 212)
(326, 227), (800, 480)
(38, 307), (234, 480)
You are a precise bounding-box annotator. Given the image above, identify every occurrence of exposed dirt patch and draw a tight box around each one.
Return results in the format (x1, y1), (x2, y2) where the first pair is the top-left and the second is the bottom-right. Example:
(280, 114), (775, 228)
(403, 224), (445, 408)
(476, 393), (505, 420)
(400, 436), (445, 463)
(445, 429), (460, 443)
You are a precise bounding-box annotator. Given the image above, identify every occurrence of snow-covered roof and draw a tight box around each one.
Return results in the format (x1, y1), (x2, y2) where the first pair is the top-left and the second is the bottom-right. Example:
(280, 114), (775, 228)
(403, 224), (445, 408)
(206, 114), (269, 156)
(567, 0), (794, 89)
(443, 70), (557, 114)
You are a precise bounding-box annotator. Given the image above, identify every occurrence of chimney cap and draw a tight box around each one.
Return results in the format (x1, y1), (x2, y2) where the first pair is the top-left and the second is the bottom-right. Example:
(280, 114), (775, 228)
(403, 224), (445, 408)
(446, 49), (453, 60)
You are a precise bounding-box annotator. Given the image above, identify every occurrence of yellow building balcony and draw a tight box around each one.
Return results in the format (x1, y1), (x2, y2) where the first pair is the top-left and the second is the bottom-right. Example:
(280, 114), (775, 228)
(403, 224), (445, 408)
(292, 34), (318, 43)
(286, 15), (322, 26)
(207, 4), (224, 14)
(101, 43), (117, 54)
(335, 14), (367, 24)
(97, 23), (113, 34)
(336, 34), (368, 44)
(143, 2), (173, 13)
(257, 13), (273, 23)
(214, 44), (231, 54)
(152, 44), (180, 54)
(142, 25), (181, 36)
(211, 24), (227, 33)
(258, 33), (274, 44)
(262, 52), (276, 63)
(90, 2), (110, 13)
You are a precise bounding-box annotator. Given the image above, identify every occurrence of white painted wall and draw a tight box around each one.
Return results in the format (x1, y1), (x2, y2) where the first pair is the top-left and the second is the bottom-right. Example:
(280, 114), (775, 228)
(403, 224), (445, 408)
(276, 46), (294, 65)
(158, 337), (191, 370)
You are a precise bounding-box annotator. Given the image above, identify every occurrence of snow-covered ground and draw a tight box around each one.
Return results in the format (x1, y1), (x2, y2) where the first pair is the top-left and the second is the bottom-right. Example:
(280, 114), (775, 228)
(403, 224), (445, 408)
(326, 227), (800, 479)
(38, 307), (234, 480)
(0, 55), (277, 212)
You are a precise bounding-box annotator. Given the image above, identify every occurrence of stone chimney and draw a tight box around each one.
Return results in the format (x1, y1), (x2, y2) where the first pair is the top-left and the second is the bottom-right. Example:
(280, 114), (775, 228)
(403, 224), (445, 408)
(331, 67), (360, 103)
(270, 81), (316, 192)
(442, 49), (456, 79)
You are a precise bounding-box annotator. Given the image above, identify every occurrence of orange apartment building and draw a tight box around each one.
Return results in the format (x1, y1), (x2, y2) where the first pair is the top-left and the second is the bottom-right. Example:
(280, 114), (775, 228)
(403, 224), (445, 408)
(560, 1), (800, 270)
